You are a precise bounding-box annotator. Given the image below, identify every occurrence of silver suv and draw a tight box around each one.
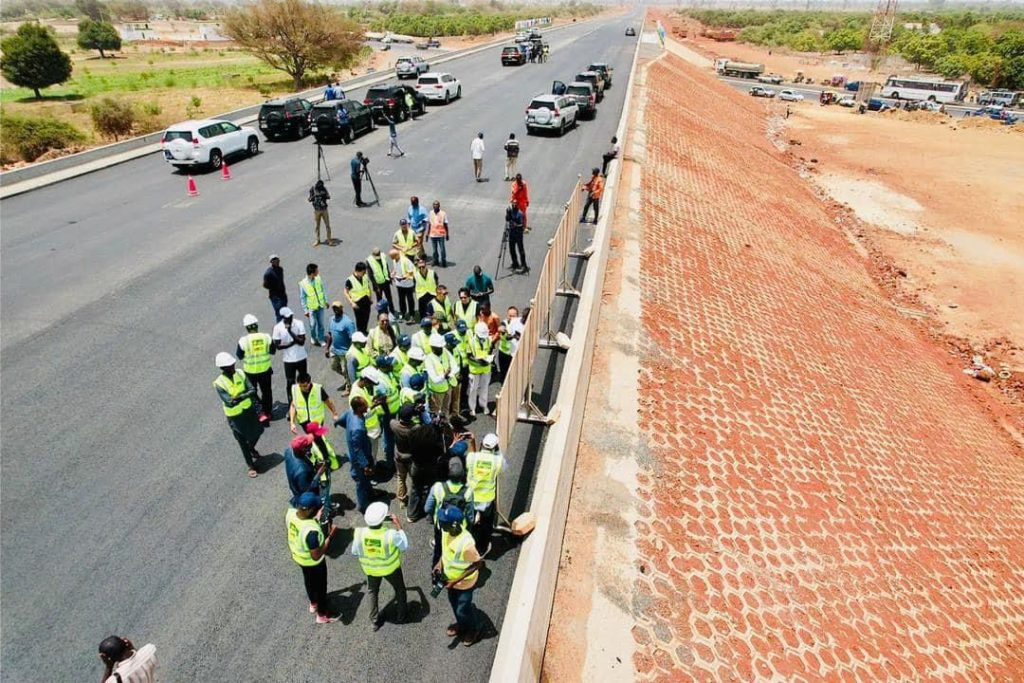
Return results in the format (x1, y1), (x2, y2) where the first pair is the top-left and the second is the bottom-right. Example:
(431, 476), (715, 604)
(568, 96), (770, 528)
(395, 56), (429, 79)
(525, 94), (579, 136)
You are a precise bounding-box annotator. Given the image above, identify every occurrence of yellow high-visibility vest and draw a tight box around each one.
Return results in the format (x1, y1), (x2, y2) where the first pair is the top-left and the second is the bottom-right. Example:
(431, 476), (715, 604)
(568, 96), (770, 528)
(454, 299), (477, 327)
(442, 531), (478, 582)
(354, 526), (402, 576)
(350, 384), (381, 434)
(347, 274), (371, 302)
(240, 332), (273, 374)
(286, 507), (324, 567)
(291, 383), (326, 425)
(414, 268), (437, 300)
(213, 371), (251, 417)
(393, 229), (418, 258)
(367, 254), (390, 285)
(466, 451), (502, 504)
(300, 276), (327, 311)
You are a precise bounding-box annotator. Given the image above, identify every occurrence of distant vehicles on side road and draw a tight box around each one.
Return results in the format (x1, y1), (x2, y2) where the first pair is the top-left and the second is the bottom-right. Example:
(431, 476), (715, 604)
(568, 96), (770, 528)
(749, 86), (776, 98)
(716, 58), (765, 79)
(977, 90), (1020, 108)
(757, 73), (784, 85)
(836, 95), (857, 107)
(778, 89), (804, 102)
(880, 75), (966, 103)
(161, 119), (259, 170)
(395, 55), (429, 79)
(625, 26), (636, 36)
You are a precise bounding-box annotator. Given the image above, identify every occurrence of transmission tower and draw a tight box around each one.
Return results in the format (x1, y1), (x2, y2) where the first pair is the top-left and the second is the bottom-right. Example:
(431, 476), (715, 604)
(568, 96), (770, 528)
(868, 0), (898, 46)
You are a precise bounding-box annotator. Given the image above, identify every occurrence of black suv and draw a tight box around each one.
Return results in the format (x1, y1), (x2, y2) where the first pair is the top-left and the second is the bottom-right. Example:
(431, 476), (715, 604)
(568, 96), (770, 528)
(309, 100), (375, 144)
(363, 84), (426, 124)
(501, 45), (527, 66)
(258, 97), (313, 140)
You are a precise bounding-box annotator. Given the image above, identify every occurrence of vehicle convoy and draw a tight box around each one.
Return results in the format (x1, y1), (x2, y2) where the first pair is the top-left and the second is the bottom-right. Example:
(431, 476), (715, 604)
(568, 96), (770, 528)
(309, 100), (375, 144)
(502, 45), (528, 66)
(161, 119), (259, 170)
(396, 55), (429, 79)
(526, 94), (579, 136)
(363, 83), (426, 123)
(749, 86), (776, 98)
(258, 97), (313, 140)
(415, 72), (462, 104)
(715, 58), (765, 79)
(757, 73), (784, 85)
(574, 71), (606, 101)
(557, 81), (597, 119)
(587, 62), (614, 88)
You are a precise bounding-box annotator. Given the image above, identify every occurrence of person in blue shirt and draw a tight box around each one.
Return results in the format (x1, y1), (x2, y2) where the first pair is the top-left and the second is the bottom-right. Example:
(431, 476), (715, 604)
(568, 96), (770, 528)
(465, 265), (494, 309)
(406, 196), (429, 255)
(325, 301), (356, 393)
(323, 82), (335, 101)
(284, 434), (321, 507)
(336, 397), (375, 513)
(351, 151), (366, 207)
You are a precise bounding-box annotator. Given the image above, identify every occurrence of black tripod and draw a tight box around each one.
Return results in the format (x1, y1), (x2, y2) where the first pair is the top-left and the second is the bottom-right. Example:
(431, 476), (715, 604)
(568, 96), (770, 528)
(314, 141), (331, 182)
(495, 223), (511, 278)
(361, 162), (380, 207)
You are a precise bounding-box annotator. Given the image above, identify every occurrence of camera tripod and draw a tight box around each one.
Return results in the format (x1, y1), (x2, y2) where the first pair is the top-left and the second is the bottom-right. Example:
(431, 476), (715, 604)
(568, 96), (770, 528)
(314, 140), (330, 182)
(495, 223), (511, 279)
(361, 162), (380, 207)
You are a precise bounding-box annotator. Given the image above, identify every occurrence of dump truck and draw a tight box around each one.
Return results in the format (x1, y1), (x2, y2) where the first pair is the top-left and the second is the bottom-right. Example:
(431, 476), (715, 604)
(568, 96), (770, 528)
(714, 58), (764, 79)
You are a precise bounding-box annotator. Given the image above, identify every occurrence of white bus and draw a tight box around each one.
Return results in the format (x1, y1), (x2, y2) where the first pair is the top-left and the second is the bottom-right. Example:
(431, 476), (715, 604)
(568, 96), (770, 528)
(880, 76), (967, 103)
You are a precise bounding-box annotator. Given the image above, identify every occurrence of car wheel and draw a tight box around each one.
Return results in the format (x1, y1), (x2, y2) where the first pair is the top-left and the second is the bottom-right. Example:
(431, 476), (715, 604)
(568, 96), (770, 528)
(444, 92), (450, 105)
(209, 149), (223, 169)
(559, 120), (566, 137)
(247, 136), (259, 157)
(457, 86), (462, 99)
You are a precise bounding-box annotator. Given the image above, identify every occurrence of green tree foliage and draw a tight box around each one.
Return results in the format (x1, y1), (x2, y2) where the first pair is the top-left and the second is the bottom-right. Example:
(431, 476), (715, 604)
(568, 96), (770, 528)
(90, 97), (135, 140)
(0, 23), (73, 99)
(824, 28), (863, 54)
(0, 113), (86, 163)
(789, 30), (822, 53)
(77, 19), (122, 58)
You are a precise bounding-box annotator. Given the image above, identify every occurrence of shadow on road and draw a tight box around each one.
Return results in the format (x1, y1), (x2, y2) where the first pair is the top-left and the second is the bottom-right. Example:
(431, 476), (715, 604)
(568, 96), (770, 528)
(325, 581), (366, 625)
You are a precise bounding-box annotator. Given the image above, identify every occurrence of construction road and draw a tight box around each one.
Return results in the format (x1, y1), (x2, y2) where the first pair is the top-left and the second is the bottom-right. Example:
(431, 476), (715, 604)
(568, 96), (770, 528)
(0, 14), (637, 682)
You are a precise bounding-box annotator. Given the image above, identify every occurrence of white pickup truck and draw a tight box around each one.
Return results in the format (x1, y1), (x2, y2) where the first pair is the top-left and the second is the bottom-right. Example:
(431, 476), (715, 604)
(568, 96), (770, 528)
(757, 73), (784, 84)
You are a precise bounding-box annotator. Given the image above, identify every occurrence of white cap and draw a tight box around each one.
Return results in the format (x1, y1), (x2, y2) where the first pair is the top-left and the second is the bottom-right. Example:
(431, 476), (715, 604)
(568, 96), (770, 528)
(280, 307), (294, 318)
(364, 501), (389, 526)
(352, 331), (368, 344)
(242, 313), (258, 327)
(360, 367), (381, 383)
(408, 347), (426, 361)
(483, 433), (500, 450)
(215, 352), (236, 367)
(429, 333), (445, 349)
(475, 322), (490, 339)
(269, 254), (279, 262)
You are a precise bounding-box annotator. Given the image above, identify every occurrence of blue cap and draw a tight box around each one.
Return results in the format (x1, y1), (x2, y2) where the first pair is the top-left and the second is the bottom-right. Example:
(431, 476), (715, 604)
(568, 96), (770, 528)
(376, 354), (394, 369)
(455, 320), (468, 332)
(376, 299), (390, 313)
(409, 373), (425, 391)
(438, 505), (464, 525)
(420, 317), (433, 328)
(296, 492), (320, 510)
(398, 335), (411, 349)
(444, 332), (457, 346)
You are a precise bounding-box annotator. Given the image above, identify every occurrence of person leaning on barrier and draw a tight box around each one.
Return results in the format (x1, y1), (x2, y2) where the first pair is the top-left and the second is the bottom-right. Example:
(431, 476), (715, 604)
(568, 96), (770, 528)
(602, 136), (620, 176)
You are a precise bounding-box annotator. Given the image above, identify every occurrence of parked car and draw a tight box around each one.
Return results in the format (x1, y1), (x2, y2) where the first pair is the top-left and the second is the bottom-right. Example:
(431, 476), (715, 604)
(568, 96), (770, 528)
(416, 72), (462, 104)
(845, 81), (861, 92)
(395, 55), (429, 79)
(587, 62), (614, 88)
(970, 105), (1018, 123)
(837, 95), (857, 107)
(502, 45), (528, 66)
(525, 94), (579, 136)
(749, 86), (776, 98)
(161, 119), (259, 170)
(757, 73), (784, 85)
(309, 100), (375, 144)
(778, 89), (804, 102)
(625, 26), (636, 36)
(557, 80), (597, 119)
(574, 71), (606, 101)
(363, 83), (426, 123)
(866, 98), (889, 111)
(258, 97), (313, 140)
(415, 38), (441, 50)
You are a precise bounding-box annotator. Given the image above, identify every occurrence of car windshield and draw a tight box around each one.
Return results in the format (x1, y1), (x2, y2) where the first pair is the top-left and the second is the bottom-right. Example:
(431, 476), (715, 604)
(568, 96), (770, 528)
(567, 86), (591, 96)
(313, 103), (337, 111)
(164, 130), (192, 141)
(530, 99), (554, 110)
(260, 104), (283, 111)
(366, 87), (390, 99)
(503, 47), (518, 53)
(419, 76), (439, 84)
(396, 58), (412, 65)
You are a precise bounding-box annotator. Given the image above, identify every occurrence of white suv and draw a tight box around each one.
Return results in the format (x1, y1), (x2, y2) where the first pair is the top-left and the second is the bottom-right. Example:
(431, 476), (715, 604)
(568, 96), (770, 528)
(416, 72), (462, 104)
(161, 119), (259, 170)
(525, 94), (579, 136)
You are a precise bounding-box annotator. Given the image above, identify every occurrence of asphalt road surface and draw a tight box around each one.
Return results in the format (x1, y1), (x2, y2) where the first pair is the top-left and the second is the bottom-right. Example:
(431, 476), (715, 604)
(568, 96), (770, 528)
(0, 15), (638, 682)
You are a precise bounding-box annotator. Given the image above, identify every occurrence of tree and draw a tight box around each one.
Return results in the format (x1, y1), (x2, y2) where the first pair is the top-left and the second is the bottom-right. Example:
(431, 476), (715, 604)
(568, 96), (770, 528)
(824, 28), (862, 54)
(78, 19), (122, 58)
(75, 0), (105, 21)
(0, 23), (73, 99)
(222, 0), (364, 91)
(91, 97), (135, 140)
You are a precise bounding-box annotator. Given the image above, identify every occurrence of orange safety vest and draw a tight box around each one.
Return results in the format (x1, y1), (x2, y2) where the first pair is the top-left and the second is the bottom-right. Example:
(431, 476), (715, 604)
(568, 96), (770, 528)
(428, 210), (448, 239)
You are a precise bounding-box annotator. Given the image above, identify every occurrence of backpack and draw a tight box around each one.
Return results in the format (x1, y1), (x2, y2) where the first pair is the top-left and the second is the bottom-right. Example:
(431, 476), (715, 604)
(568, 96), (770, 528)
(440, 481), (471, 521)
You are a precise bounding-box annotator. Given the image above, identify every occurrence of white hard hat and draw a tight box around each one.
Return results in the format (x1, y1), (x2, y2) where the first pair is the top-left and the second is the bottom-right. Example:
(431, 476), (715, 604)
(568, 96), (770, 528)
(408, 347), (426, 361)
(360, 367), (381, 383)
(280, 307), (294, 318)
(242, 313), (258, 327)
(364, 501), (389, 526)
(352, 331), (368, 344)
(483, 433), (500, 450)
(475, 322), (490, 339)
(215, 352), (236, 367)
(429, 333), (445, 349)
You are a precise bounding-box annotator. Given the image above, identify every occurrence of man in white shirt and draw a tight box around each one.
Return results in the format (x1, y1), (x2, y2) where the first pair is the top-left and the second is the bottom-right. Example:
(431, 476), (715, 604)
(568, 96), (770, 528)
(602, 135), (621, 176)
(470, 132), (485, 182)
(99, 636), (157, 683)
(272, 307), (309, 399)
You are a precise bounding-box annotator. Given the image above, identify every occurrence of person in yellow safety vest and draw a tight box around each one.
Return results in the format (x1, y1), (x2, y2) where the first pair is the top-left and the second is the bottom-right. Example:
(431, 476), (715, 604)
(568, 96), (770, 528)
(346, 331), (372, 386)
(369, 312), (397, 357)
(435, 505), (484, 646)
(400, 373), (427, 409)
(374, 356), (401, 466)
(467, 322), (494, 417)
(390, 335), (412, 372)
(430, 285), (455, 334)
(466, 433), (507, 555)
(454, 288), (478, 328)
(410, 317), (433, 354)
(345, 262), (374, 334)
(425, 333), (452, 416)
(289, 371), (340, 435)
(413, 257), (438, 321)
(351, 367), (386, 461)
(444, 332), (463, 418)
(366, 247), (393, 309)
(452, 320), (472, 415)
(236, 314), (276, 422)
(286, 491), (340, 624)
(401, 346), (427, 389)
(425, 456), (475, 563)
(299, 263), (329, 347)
(389, 247), (418, 324)
(212, 352), (263, 478)
(351, 501), (409, 630)
(392, 218), (419, 259)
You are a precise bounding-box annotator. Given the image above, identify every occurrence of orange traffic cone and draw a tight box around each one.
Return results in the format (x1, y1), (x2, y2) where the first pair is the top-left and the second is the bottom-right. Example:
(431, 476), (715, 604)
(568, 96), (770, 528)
(221, 162), (231, 181)
(187, 176), (199, 196)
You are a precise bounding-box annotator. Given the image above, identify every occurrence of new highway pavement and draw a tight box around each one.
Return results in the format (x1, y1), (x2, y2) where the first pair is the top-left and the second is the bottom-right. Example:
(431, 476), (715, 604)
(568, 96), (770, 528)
(0, 15), (639, 682)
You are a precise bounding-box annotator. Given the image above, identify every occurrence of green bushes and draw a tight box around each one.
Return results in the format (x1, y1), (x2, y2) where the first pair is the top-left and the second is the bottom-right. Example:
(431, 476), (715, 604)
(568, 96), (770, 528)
(0, 113), (85, 163)
(90, 97), (135, 140)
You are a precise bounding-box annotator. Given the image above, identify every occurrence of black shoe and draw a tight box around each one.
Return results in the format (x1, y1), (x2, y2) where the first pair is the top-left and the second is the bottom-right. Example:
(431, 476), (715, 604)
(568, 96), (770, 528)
(372, 620), (382, 631)
(508, 263), (520, 271)
(520, 266), (530, 274)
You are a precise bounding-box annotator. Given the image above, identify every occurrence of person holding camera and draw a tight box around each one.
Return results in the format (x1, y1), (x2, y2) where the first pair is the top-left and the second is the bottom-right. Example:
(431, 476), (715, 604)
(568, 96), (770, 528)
(286, 491), (341, 624)
(98, 635), (157, 683)
(434, 505), (484, 646)
(351, 501), (408, 631)
(391, 403), (436, 519)
(350, 151), (367, 207)
(308, 179), (332, 246)
(504, 200), (528, 274)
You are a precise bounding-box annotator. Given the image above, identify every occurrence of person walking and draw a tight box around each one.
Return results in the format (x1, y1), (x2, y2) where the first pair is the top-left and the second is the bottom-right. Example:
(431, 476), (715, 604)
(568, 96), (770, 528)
(406, 196), (429, 260)
(289, 371), (339, 434)
(466, 433), (506, 555)
(308, 180), (332, 246)
(212, 352), (263, 478)
(326, 301), (356, 393)
(510, 173), (530, 231)
(236, 313), (275, 422)
(470, 132), (485, 182)
(580, 167), (605, 224)
(323, 81), (336, 101)
(436, 505), (484, 646)
(352, 502), (409, 630)
(98, 636), (157, 683)
(465, 265), (494, 309)
(503, 133), (519, 181)
(272, 307), (308, 399)
(428, 200), (450, 268)
(413, 257), (438, 321)
(367, 248), (393, 308)
(601, 135), (620, 176)
(351, 151), (367, 207)
(385, 113), (405, 158)
(389, 247), (417, 323)
(467, 322), (494, 416)
(337, 396), (376, 513)
(263, 255), (288, 322)
(425, 333), (452, 415)
(286, 491), (341, 623)
(504, 200), (529, 274)
(345, 261), (374, 334)
(299, 263), (328, 346)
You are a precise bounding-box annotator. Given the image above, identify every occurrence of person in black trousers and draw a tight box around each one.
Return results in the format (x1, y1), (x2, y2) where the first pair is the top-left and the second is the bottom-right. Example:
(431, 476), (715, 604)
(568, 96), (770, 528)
(504, 201), (529, 274)
(350, 151), (366, 207)
(264, 255), (288, 322)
